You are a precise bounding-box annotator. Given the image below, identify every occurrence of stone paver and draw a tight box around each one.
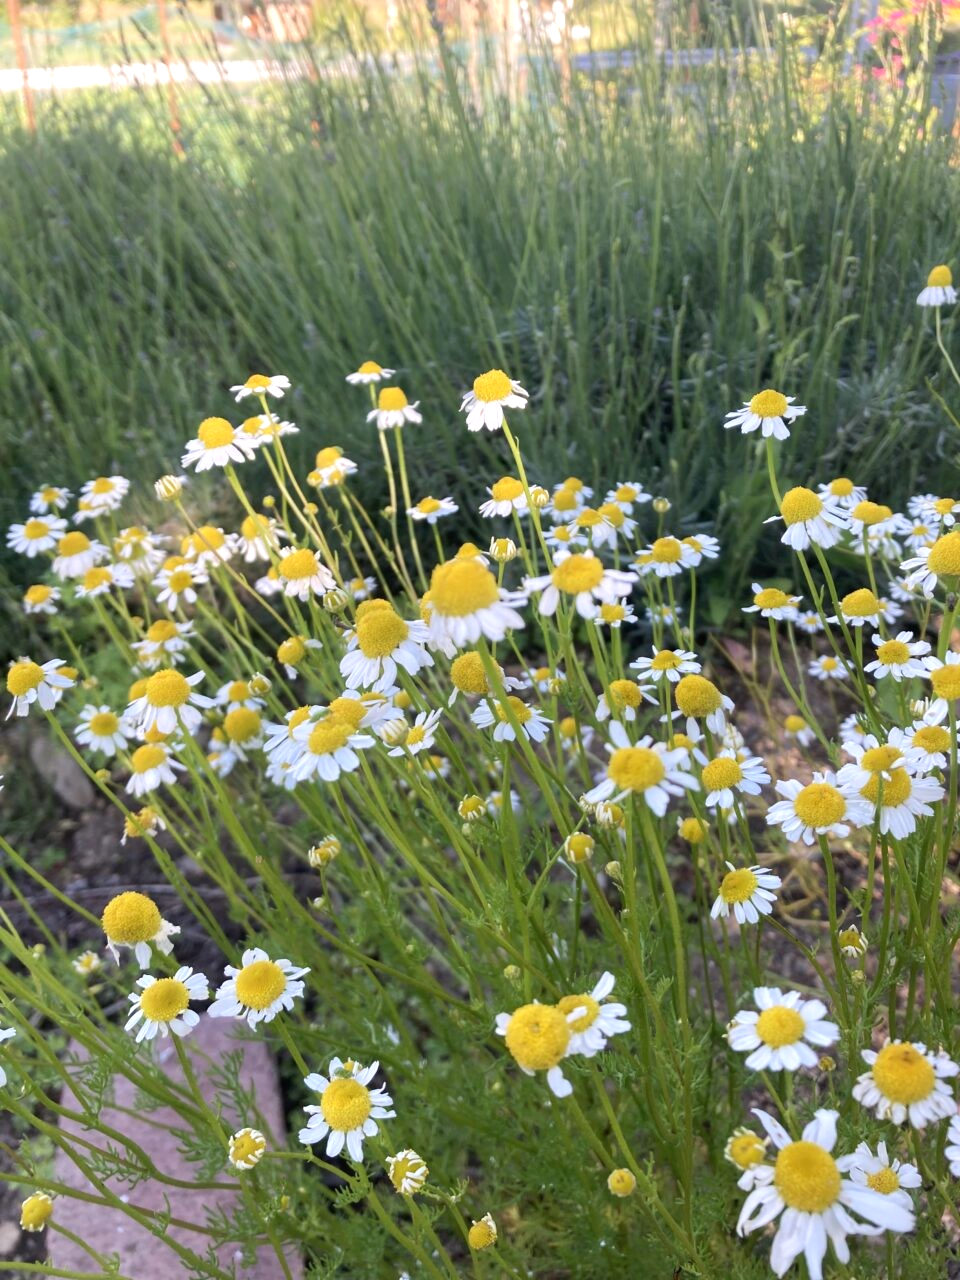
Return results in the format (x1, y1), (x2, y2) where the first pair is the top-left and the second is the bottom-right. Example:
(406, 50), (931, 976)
(49, 1019), (302, 1279)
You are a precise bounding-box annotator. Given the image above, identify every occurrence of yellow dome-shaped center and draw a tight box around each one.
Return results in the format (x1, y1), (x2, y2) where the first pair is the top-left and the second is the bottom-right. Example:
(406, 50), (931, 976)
(557, 992), (601, 1031)
(473, 369), (512, 402)
(675, 674), (721, 717)
(430, 560), (499, 616)
(378, 387), (408, 411)
(356, 609), (409, 658)
(793, 781), (846, 828)
(702, 757), (744, 792)
(607, 746), (666, 793)
(145, 670), (191, 708)
(320, 1077), (372, 1131)
(552, 554), (605, 594)
(755, 1005), (805, 1047)
(7, 661), (44, 696)
(101, 891), (162, 943)
(197, 417), (234, 448)
(871, 1042), (936, 1104)
(780, 487), (822, 525)
(504, 1003), (571, 1070)
(928, 532), (960, 577)
(140, 978), (190, 1022)
(748, 389), (788, 418)
(774, 1142), (841, 1213)
(280, 549), (320, 581)
(719, 867), (759, 904)
(234, 959), (287, 1010)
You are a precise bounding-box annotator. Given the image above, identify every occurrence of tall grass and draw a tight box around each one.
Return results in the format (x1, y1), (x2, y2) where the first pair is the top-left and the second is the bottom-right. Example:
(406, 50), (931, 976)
(2, 5), (959, 622)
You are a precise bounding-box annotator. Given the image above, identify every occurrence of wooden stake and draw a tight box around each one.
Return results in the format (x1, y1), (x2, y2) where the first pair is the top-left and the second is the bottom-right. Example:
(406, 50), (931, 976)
(7, 0), (34, 133)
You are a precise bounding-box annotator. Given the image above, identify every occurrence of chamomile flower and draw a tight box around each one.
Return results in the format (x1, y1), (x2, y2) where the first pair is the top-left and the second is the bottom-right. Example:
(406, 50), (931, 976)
(680, 533), (721, 567)
(728, 988), (838, 1071)
(132, 619), (195, 669)
(20, 1193), (53, 1232)
(902, 519), (937, 551)
(181, 525), (235, 569)
(72, 950), (103, 977)
(408, 496), (458, 523)
(30, 485), (71, 514)
(495, 1001), (584, 1097)
(479, 476), (529, 518)
(584, 721), (698, 812)
(461, 368), (528, 432)
(724, 1128), (768, 1189)
(80, 475), (130, 511)
(671, 673), (734, 736)
(556, 972), (630, 1057)
(700, 752), (770, 810)
(127, 670), (214, 737)
(7, 515), (67, 558)
(794, 609), (823, 635)
(6, 658), (74, 719)
(631, 647), (700, 684)
(299, 1058), (395, 1160)
(838, 924), (867, 957)
(340, 603), (433, 693)
(121, 806), (165, 844)
(22, 584), (60, 615)
(0, 1026), (15, 1087)
(742, 583), (801, 621)
(229, 1128), (267, 1170)
(386, 709), (444, 756)
(426, 558), (526, 648)
(231, 373), (291, 401)
(768, 487), (847, 551)
(808, 654), (848, 682)
(634, 535), (699, 578)
(386, 1149), (428, 1195)
(471, 696), (552, 743)
(838, 746), (944, 840)
(901, 530), (960, 597)
(596, 679), (651, 723)
(52, 531), (108, 580)
(817, 477), (867, 510)
(310, 445), (358, 489)
(724, 389), (806, 440)
(783, 714), (815, 746)
(917, 264), (957, 307)
(125, 741), (184, 797)
(926, 651), (960, 721)
(913, 493), (960, 527)
(905, 717), (951, 771)
(277, 548), (336, 602)
(847, 500), (899, 542)
(235, 513), (282, 563)
(181, 418), (257, 471)
(75, 705), (131, 756)
(467, 1214), (498, 1249)
(290, 715), (376, 783)
(346, 361), (395, 385)
(367, 387), (422, 430)
(830, 588), (883, 629)
(101, 891), (180, 968)
(125, 967), (209, 1042)
(562, 832), (595, 865)
(208, 948), (309, 1028)
(605, 481), (651, 514)
(836, 1142), (920, 1212)
(863, 631), (934, 682)
(524, 550), (636, 620)
(711, 863), (781, 925)
(75, 562), (136, 599)
(737, 1108), (914, 1277)
(547, 483), (587, 523)
(594, 600), (637, 628)
(571, 506), (621, 549)
(853, 1040), (959, 1128)
(766, 771), (871, 845)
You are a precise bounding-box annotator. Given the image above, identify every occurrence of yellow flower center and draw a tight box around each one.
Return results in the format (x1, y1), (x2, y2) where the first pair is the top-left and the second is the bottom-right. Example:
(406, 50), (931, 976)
(504, 1003), (571, 1070)
(224, 707), (261, 743)
(58, 531), (91, 556)
(842, 588), (880, 618)
(755, 1005), (805, 1047)
(468, 1218), (497, 1249)
(82, 567), (113, 592)
(927, 532), (960, 577)
(748, 389), (788, 418)
(675, 674), (721, 717)
(866, 1167), (900, 1194)
(197, 417), (234, 448)
(25, 585), (52, 604)
(557, 992), (601, 1031)
(614, 484), (637, 502)
(575, 507), (603, 528)
(278, 637), (307, 667)
(187, 526), (226, 554)
(650, 536), (682, 563)
(240, 515), (270, 542)
(913, 725), (950, 753)
(754, 587), (791, 609)
(131, 744), (167, 773)
(934, 497), (958, 516)
(473, 369), (512, 402)
(140, 978), (190, 1022)
(793, 782), (846, 828)
(450, 651), (489, 695)
(327, 698), (366, 729)
(608, 746), (666, 793)
(719, 867), (759, 904)
(91, 477), (117, 495)
(829, 477), (855, 497)
(378, 387), (408, 411)
(416, 497), (442, 515)
(774, 1142), (841, 1213)
(245, 374), (273, 390)
(552, 488), (578, 512)
(859, 745), (902, 775)
(851, 500), (892, 525)
(784, 714), (807, 733)
(928, 264), (953, 287)
(729, 1133), (766, 1169)
(552, 555), (605, 594)
(494, 696), (533, 725)
(565, 833), (594, 863)
(145, 670), (191, 709)
(780, 487), (822, 525)
(7, 661), (44, 696)
(316, 446), (344, 470)
(820, 657), (839, 672)
(356, 609), (409, 658)
(430, 560), (499, 616)
(931, 664), (960, 702)
(871, 1042), (936, 1103)
(20, 1194), (53, 1231)
(230, 1130), (266, 1164)
(598, 503), (625, 527)
(558, 716), (577, 738)
(234, 959), (287, 1010)
(599, 603), (626, 623)
(877, 640), (911, 665)
(490, 476), (524, 503)
(147, 620), (179, 644)
(23, 520), (51, 540)
(166, 570), (192, 596)
(651, 650), (682, 671)
(861, 768), (912, 807)
(679, 817), (707, 842)
(101, 891), (162, 943)
(307, 719), (353, 756)
(702, 757), (744, 792)
(280, 549), (320, 581)
(405, 725), (427, 746)
(88, 711), (119, 736)
(320, 1077), (372, 1131)
(357, 360), (382, 375)
(608, 679), (643, 710)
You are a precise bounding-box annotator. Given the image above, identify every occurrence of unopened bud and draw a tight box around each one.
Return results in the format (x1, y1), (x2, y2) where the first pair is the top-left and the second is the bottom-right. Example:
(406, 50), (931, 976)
(528, 485), (550, 509)
(322, 588), (349, 612)
(154, 474), (183, 502)
(249, 672), (271, 696)
(488, 537), (518, 563)
(605, 860), (622, 881)
(652, 496), (672, 514)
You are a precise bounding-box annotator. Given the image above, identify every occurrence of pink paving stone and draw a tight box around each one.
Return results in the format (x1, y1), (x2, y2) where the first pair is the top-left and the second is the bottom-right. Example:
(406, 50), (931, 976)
(49, 1018), (302, 1279)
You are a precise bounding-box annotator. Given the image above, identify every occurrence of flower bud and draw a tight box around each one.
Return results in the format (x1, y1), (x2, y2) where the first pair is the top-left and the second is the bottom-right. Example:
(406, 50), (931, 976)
(652, 496), (672, 514)
(154, 475), (183, 502)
